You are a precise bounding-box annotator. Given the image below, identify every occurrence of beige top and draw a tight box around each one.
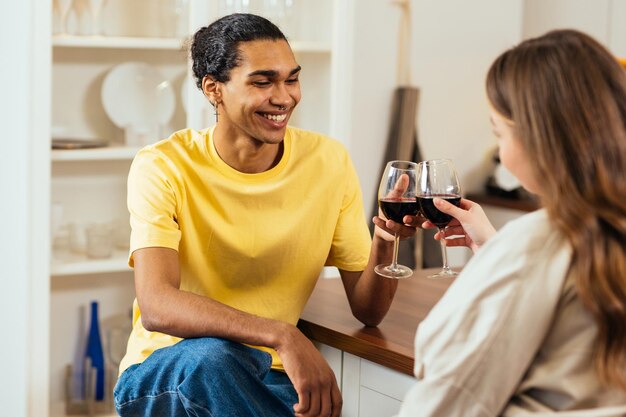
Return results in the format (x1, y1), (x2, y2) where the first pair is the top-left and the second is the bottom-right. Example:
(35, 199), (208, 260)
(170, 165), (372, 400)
(397, 210), (626, 417)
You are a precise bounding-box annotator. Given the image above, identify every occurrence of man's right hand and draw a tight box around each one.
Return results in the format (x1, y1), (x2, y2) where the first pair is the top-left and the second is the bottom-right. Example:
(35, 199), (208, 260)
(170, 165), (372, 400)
(275, 324), (342, 417)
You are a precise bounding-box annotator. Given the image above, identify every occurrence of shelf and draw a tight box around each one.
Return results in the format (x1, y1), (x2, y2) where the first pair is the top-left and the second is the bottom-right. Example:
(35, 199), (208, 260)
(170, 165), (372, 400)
(52, 145), (141, 161)
(466, 193), (540, 212)
(52, 35), (185, 50)
(51, 250), (131, 276)
(50, 402), (118, 417)
(52, 35), (332, 54)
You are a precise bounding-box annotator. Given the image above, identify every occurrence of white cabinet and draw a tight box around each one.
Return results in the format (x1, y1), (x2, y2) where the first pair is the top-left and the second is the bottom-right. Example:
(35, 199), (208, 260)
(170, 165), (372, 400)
(47, 0), (346, 415)
(341, 353), (415, 417)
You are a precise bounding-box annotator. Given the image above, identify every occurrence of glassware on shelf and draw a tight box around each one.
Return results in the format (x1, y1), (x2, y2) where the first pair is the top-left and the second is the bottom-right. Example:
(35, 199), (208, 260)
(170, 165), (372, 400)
(70, 0), (91, 35)
(159, 0), (189, 38)
(85, 301), (105, 401)
(51, 202), (64, 246)
(68, 222), (88, 254)
(86, 223), (114, 259)
(52, 0), (62, 34)
(219, 0), (256, 16)
(86, 0), (106, 35)
(260, 0), (299, 39)
(56, 0), (74, 35)
(113, 218), (131, 250)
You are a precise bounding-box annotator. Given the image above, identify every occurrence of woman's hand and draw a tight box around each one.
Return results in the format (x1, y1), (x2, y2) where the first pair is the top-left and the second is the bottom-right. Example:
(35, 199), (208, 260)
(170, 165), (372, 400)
(422, 198), (496, 253)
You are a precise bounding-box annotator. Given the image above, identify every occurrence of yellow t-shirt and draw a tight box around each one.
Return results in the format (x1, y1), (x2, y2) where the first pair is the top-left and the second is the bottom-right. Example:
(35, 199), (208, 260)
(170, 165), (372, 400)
(119, 126), (371, 373)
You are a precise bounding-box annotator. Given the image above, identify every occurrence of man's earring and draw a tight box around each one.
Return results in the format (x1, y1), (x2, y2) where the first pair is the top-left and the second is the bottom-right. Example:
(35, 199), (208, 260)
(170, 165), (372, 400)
(210, 100), (219, 122)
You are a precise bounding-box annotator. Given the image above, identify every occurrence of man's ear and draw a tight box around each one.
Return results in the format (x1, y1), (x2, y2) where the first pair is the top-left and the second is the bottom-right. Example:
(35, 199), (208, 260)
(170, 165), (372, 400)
(202, 76), (221, 106)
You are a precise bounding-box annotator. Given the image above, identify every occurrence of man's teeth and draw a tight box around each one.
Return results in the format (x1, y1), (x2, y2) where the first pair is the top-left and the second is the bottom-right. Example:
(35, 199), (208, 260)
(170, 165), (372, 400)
(262, 113), (287, 122)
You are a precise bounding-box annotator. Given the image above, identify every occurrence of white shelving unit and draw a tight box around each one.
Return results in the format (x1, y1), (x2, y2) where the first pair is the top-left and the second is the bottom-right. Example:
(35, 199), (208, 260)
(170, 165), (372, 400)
(51, 251), (130, 276)
(52, 146), (141, 161)
(52, 35), (185, 50)
(48, 1), (343, 416)
(52, 35), (331, 54)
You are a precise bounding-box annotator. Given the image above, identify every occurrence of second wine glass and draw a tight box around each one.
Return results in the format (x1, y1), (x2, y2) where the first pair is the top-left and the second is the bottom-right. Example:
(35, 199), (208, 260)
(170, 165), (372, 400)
(375, 160), (419, 279)
(417, 159), (462, 279)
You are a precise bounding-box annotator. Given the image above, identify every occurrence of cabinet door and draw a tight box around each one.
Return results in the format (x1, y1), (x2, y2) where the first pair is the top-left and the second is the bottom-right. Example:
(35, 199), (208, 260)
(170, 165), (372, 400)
(342, 353), (415, 417)
(359, 386), (403, 417)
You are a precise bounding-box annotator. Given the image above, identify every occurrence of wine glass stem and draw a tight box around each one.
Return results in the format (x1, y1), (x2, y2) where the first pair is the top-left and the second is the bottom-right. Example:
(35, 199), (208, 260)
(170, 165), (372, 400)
(390, 233), (401, 272)
(439, 228), (452, 272)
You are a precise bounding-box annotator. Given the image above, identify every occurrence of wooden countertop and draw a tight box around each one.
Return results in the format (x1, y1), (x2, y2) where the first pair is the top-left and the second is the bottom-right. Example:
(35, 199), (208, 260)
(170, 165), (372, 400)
(297, 269), (455, 376)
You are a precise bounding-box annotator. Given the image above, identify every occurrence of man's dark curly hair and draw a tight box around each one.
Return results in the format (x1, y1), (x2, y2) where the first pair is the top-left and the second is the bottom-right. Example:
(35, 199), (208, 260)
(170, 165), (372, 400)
(190, 13), (287, 89)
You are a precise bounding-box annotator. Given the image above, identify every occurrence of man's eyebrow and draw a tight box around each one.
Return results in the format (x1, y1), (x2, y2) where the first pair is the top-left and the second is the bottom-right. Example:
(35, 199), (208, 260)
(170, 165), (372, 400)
(247, 66), (302, 78)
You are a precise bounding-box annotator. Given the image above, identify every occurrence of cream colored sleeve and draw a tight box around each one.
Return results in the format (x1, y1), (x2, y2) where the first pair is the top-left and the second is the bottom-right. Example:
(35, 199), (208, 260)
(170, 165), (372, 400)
(397, 212), (571, 417)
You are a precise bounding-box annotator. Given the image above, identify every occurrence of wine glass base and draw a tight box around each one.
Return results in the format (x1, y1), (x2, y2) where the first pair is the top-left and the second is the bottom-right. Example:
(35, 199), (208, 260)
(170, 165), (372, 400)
(427, 268), (458, 279)
(375, 264), (413, 279)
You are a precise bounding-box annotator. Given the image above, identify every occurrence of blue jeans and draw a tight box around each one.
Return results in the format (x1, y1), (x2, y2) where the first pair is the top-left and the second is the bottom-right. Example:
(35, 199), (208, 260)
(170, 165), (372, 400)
(114, 337), (298, 417)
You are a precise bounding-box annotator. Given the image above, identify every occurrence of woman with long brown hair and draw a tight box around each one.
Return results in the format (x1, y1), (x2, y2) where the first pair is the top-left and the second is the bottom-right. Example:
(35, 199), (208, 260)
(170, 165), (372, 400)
(398, 29), (626, 416)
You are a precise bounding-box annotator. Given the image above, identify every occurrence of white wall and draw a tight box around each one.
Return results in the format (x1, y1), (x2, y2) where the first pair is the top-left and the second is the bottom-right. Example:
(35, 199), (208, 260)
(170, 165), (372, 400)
(345, 1), (523, 266)
(342, 0), (402, 213)
(409, 0), (523, 194)
(346, 1), (524, 214)
(523, 0), (626, 57)
(523, 0), (609, 41)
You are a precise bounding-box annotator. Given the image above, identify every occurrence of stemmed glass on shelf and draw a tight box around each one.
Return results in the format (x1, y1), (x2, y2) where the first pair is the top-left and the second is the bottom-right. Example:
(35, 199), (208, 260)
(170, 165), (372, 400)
(374, 160), (419, 279)
(86, 0), (106, 36)
(416, 159), (462, 279)
(56, 0), (74, 35)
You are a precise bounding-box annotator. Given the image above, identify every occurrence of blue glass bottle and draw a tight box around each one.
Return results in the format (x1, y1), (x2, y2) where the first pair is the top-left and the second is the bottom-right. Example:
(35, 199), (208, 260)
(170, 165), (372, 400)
(85, 301), (105, 401)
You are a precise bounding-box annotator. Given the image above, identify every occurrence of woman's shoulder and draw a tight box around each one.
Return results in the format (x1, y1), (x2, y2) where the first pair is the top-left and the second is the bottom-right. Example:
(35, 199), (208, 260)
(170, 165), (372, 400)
(488, 209), (560, 255)
(456, 209), (572, 298)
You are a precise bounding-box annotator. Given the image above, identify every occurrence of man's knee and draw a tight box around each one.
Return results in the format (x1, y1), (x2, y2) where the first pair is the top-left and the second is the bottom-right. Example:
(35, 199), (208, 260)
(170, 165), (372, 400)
(174, 338), (271, 378)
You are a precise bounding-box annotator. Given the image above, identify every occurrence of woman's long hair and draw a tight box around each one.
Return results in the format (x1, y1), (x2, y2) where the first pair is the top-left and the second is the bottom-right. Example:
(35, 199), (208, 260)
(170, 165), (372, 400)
(486, 29), (626, 391)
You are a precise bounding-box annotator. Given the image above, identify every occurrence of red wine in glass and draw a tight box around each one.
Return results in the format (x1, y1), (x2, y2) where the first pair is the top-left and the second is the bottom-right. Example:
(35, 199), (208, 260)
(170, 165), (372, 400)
(417, 194), (461, 228)
(375, 160), (419, 279)
(379, 198), (420, 224)
(417, 159), (462, 279)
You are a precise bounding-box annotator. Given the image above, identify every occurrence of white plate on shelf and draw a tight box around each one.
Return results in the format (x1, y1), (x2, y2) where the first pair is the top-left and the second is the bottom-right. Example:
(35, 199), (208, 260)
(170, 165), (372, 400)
(101, 62), (175, 133)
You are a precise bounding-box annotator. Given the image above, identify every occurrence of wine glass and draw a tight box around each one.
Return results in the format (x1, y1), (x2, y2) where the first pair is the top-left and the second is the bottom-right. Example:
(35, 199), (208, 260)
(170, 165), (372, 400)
(57, 0), (74, 35)
(417, 159), (462, 279)
(375, 160), (419, 279)
(86, 0), (106, 36)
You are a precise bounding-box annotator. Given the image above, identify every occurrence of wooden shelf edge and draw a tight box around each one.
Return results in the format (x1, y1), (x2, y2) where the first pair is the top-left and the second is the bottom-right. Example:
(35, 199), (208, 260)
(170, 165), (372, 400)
(466, 193), (540, 212)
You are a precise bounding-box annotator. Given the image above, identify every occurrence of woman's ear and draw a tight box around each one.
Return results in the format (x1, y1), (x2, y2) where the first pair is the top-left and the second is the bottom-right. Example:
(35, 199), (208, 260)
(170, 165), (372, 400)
(202, 76), (221, 106)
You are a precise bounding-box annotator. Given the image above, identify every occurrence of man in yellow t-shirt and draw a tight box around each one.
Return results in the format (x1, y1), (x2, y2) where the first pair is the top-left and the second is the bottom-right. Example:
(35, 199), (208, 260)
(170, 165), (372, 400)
(113, 13), (418, 417)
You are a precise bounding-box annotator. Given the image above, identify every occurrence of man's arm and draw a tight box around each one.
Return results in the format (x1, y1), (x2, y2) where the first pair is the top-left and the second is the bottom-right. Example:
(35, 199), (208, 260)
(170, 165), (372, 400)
(133, 247), (342, 417)
(340, 216), (418, 327)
